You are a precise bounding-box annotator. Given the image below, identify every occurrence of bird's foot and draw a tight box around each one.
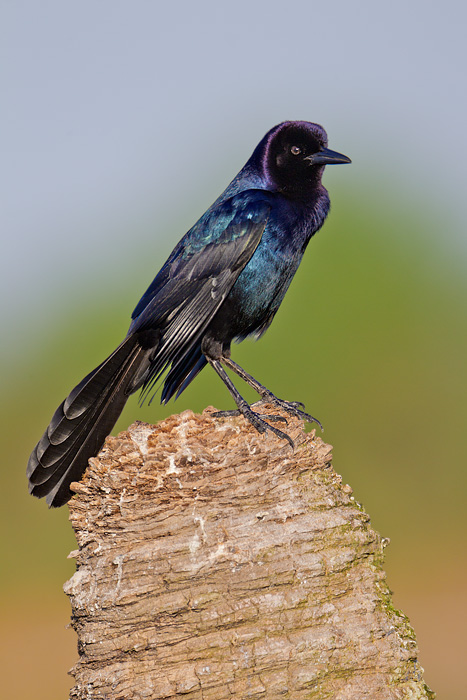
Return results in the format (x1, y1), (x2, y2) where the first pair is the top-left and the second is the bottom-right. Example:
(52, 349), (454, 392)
(256, 392), (323, 431)
(212, 408), (241, 418)
(212, 403), (287, 423)
(213, 404), (293, 447)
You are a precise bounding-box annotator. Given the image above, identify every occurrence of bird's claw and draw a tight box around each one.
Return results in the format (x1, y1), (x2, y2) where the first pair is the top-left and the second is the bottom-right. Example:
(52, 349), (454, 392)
(213, 406), (293, 447)
(261, 414), (288, 424)
(257, 394), (323, 431)
(287, 400), (306, 411)
(245, 407), (294, 448)
(213, 407), (288, 424)
(212, 409), (241, 418)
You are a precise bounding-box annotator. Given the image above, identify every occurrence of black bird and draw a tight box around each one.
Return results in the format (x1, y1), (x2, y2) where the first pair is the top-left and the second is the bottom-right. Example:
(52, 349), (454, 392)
(27, 121), (350, 507)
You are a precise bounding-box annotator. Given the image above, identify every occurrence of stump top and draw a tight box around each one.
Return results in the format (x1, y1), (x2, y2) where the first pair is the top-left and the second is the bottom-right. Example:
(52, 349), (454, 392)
(65, 408), (433, 700)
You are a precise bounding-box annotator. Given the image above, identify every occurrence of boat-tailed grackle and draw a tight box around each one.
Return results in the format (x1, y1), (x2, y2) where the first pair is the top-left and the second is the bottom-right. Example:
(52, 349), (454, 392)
(27, 121), (350, 507)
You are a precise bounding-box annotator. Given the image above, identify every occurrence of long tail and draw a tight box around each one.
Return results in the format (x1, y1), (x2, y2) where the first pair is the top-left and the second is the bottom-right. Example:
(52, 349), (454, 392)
(27, 330), (157, 508)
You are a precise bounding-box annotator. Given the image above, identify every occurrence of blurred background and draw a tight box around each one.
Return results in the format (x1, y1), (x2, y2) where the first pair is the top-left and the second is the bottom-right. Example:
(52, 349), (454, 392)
(2, 2), (466, 698)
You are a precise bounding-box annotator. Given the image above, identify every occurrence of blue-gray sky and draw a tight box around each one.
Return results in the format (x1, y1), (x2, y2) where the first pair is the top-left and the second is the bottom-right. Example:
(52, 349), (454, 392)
(2, 1), (466, 339)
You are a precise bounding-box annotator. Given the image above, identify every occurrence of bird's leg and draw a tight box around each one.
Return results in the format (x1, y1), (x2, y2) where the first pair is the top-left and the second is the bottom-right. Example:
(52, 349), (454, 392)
(207, 358), (294, 447)
(222, 356), (323, 430)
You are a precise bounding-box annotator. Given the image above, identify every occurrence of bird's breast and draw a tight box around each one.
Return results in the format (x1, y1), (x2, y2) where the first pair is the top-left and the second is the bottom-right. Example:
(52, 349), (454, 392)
(207, 220), (308, 344)
(205, 192), (329, 345)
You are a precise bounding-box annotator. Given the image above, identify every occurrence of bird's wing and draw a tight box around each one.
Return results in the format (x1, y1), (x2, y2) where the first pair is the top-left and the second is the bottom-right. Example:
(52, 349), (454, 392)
(129, 192), (272, 398)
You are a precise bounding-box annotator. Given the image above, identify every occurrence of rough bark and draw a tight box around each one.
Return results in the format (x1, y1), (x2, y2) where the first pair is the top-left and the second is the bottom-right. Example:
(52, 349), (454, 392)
(64, 406), (434, 699)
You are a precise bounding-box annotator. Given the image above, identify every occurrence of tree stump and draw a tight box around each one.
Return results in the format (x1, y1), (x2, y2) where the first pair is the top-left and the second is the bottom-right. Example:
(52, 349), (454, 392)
(64, 407), (434, 699)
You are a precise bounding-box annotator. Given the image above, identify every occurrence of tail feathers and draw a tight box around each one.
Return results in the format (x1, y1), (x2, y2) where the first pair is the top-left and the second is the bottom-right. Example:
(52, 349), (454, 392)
(27, 333), (154, 508)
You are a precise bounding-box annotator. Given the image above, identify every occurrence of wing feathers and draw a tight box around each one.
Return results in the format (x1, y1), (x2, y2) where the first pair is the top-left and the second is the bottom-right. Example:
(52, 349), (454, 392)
(137, 206), (270, 402)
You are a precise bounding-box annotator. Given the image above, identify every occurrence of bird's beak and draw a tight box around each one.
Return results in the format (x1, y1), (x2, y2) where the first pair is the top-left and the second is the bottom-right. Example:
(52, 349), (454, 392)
(306, 148), (351, 166)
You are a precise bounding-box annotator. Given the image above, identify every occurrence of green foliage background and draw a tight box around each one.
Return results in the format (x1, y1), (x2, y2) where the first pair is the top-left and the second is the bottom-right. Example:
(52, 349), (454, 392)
(2, 178), (466, 698)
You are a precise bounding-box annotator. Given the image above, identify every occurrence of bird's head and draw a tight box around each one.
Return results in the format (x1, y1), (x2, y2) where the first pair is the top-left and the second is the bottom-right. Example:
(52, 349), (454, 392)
(257, 121), (351, 199)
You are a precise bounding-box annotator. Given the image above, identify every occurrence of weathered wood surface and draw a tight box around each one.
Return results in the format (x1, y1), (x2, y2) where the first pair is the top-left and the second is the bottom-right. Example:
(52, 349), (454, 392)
(64, 407), (434, 699)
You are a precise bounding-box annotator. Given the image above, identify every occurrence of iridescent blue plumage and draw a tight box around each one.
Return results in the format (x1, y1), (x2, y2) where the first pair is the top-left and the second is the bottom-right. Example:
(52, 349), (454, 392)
(27, 120), (350, 506)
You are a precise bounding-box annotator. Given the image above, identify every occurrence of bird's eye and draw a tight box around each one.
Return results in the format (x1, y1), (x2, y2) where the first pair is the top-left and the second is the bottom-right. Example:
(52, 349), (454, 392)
(290, 146), (302, 155)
